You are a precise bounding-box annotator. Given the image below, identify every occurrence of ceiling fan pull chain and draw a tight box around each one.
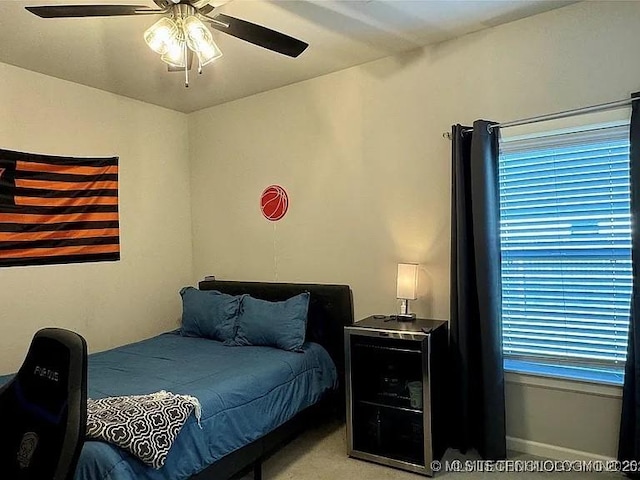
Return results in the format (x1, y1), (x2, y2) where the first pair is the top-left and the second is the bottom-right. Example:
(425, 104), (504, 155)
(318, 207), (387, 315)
(184, 41), (189, 88)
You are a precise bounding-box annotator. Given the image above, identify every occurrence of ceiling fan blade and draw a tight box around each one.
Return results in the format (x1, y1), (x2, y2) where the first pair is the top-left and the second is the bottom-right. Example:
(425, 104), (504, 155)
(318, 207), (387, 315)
(152, 0), (173, 8)
(195, 0), (230, 15)
(25, 5), (161, 18)
(192, 0), (214, 8)
(208, 13), (308, 58)
(198, 4), (215, 16)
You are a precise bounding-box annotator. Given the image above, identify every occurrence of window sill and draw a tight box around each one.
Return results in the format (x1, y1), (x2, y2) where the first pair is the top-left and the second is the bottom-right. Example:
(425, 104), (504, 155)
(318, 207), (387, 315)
(505, 362), (623, 399)
(505, 358), (624, 385)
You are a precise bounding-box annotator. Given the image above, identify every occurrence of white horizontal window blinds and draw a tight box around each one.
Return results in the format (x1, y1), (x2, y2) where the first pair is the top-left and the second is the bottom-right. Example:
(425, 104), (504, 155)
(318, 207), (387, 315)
(499, 124), (631, 371)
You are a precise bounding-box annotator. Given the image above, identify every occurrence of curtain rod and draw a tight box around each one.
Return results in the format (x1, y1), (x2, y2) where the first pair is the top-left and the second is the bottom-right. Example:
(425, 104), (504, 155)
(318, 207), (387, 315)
(442, 95), (640, 139)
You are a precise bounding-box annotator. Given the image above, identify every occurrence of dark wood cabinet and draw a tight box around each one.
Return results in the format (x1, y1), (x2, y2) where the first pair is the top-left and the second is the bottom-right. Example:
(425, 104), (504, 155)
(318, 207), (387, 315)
(344, 316), (447, 476)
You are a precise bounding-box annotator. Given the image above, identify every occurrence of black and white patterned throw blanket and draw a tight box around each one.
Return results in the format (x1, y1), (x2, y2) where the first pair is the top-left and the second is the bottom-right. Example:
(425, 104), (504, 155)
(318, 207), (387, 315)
(86, 391), (202, 469)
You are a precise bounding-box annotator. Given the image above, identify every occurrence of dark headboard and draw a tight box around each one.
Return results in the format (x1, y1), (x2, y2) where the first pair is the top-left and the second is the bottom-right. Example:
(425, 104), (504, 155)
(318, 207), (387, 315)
(198, 280), (354, 400)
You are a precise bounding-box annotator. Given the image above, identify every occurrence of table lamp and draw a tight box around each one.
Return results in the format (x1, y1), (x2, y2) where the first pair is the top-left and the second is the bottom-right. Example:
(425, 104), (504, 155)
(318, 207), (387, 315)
(397, 263), (418, 320)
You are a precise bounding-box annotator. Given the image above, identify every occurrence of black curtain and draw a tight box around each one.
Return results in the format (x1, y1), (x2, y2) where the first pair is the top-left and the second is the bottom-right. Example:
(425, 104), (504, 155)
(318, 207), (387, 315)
(449, 120), (506, 460)
(619, 93), (640, 478)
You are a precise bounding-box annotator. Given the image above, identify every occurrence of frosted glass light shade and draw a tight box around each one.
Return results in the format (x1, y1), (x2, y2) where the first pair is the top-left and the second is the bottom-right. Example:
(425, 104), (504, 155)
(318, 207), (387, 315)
(144, 17), (178, 55)
(397, 263), (418, 300)
(161, 40), (187, 67)
(183, 15), (222, 66)
(145, 15), (222, 72)
(194, 40), (223, 66)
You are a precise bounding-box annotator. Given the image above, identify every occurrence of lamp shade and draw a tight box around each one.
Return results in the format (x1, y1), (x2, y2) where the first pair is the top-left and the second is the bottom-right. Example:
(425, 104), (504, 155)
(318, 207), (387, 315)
(161, 40), (187, 67)
(144, 17), (178, 55)
(184, 15), (223, 66)
(194, 40), (223, 66)
(397, 263), (418, 300)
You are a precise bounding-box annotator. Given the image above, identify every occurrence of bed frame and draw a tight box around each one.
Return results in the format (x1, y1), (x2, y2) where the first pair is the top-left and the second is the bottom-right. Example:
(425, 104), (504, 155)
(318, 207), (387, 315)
(192, 280), (354, 480)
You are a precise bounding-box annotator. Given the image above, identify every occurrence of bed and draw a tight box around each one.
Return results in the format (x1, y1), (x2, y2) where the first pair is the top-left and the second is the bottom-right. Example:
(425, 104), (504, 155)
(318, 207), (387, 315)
(1, 280), (354, 480)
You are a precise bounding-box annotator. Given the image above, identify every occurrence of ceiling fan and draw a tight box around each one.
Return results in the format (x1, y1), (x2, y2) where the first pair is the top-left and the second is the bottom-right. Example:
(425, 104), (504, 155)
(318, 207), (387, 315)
(25, 0), (309, 85)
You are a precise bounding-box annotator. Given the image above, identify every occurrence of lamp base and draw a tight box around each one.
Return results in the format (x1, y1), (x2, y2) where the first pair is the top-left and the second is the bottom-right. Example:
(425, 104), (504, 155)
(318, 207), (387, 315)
(398, 298), (416, 321)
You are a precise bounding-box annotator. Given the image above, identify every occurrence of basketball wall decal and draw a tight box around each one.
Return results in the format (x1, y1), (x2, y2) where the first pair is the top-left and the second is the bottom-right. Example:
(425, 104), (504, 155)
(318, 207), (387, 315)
(260, 185), (289, 221)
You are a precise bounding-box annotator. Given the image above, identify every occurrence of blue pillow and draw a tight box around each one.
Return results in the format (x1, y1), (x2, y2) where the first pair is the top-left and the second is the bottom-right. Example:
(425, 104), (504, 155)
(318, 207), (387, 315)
(180, 287), (241, 342)
(227, 292), (310, 352)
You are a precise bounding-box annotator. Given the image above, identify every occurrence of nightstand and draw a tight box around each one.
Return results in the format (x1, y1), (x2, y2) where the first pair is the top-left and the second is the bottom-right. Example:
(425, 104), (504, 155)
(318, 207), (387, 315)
(344, 315), (447, 476)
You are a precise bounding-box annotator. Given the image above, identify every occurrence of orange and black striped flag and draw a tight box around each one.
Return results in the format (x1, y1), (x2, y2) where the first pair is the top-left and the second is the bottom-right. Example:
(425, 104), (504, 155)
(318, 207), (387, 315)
(0, 149), (119, 267)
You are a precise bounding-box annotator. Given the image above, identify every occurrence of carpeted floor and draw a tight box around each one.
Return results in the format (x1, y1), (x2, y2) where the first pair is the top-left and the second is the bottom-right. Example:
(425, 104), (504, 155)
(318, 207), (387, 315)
(239, 420), (625, 479)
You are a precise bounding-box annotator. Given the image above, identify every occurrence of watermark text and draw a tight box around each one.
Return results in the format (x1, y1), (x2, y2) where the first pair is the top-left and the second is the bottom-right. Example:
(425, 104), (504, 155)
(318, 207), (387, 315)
(429, 459), (640, 473)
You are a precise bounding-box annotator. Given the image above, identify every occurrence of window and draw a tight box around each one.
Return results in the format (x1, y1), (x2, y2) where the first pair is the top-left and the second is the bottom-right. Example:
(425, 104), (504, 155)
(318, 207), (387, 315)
(498, 123), (631, 385)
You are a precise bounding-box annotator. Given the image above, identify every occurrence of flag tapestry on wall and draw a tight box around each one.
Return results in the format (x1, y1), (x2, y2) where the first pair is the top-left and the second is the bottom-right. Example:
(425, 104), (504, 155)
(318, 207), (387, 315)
(0, 149), (120, 267)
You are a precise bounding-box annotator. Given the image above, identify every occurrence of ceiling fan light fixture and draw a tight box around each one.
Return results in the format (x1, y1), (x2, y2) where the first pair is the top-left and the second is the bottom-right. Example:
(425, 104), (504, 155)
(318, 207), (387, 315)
(183, 15), (210, 47)
(194, 41), (223, 66)
(144, 12), (222, 74)
(184, 16), (222, 66)
(27, 1), (310, 89)
(161, 40), (187, 68)
(143, 17), (178, 55)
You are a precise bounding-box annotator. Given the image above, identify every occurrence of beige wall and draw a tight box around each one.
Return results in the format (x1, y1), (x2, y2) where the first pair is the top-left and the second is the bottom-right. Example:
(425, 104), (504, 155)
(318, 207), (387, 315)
(0, 63), (193, 374)
(0, 0), (632, 460)
(505, 374), (622, 459)
(188, 1), (638, 458)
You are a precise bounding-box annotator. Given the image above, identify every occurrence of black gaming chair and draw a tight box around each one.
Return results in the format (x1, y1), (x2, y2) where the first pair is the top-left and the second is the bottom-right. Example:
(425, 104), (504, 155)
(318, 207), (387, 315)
(0, 328), (87, 480)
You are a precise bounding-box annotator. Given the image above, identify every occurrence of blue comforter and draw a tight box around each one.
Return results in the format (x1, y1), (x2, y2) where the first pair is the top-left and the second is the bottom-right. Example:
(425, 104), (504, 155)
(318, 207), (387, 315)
(1, 332), (338, 480)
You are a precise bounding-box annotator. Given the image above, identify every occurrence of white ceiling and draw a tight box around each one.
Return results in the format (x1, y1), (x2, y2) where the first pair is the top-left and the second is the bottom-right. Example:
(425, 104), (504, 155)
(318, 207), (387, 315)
(0, 0), (578, 113)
